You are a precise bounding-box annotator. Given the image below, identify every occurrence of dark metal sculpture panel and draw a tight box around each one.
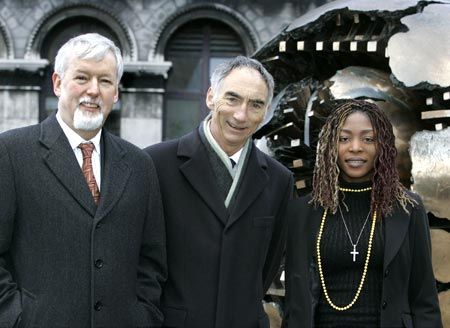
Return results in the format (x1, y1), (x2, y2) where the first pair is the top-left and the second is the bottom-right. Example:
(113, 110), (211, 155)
(253, 0), (450, 323)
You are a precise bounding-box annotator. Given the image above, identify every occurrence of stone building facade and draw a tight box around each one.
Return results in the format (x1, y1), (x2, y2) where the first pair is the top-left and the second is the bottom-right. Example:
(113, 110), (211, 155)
(0, 0), (327, 147)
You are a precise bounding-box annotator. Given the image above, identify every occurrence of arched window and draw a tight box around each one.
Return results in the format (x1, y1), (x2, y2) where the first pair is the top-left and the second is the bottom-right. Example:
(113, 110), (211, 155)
(39, 16), (122, 135)
(164, 19), (246, 140)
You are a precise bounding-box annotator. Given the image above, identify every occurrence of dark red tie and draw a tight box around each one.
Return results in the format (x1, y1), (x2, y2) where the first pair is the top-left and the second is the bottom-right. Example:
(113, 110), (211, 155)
(78, 143), (100, 205)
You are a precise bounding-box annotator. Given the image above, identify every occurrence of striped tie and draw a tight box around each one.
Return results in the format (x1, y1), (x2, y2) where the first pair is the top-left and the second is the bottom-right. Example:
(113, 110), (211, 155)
(78, 142), (100, 205)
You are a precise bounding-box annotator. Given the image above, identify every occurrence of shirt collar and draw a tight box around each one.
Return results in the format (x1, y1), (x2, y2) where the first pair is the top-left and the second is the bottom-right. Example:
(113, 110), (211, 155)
(229, 148), (243, 164)
(56, 111), (102, 153)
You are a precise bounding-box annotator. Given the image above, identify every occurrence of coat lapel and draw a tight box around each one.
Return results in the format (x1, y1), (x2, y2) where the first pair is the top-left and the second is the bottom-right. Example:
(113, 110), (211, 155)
(178, 131), (229, 225)
(383, 205), (410, 270)
(308, 205), (323, 252)
(94, 131), (131, 222)
(227, 148), (269, 228)
(40, 115), (97, 216)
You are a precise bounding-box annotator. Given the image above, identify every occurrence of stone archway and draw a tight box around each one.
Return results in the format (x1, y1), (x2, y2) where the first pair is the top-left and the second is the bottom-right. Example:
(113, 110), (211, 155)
(25, 4), (136, 61)
(150, 3), (259, 62)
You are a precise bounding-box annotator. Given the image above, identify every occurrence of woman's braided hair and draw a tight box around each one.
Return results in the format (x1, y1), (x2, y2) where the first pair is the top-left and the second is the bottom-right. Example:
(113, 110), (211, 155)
(311, 99), (416, 216)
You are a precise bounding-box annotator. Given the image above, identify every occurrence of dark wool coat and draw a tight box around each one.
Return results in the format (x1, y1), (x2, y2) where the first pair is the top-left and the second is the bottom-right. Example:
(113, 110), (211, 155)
(283, 193), (442, 328)
(0, 115), (167, 328)
(145, 129), (294, 328)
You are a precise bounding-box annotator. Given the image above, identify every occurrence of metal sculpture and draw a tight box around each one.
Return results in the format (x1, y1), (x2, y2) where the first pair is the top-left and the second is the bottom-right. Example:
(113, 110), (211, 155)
(254, 0), (450, 324)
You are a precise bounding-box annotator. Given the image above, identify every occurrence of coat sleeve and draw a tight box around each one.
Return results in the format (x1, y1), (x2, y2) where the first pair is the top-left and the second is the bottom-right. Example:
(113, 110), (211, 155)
(262, 172), (294, 293)
(136, 156), (168, 326)
(408, 195), (443, 327)
(0, 139), (22, 327)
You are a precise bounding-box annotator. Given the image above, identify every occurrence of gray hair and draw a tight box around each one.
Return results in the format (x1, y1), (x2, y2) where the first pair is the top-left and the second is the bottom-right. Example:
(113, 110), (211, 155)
(54, 33), (123, 83)
(210, 56), (275, 107)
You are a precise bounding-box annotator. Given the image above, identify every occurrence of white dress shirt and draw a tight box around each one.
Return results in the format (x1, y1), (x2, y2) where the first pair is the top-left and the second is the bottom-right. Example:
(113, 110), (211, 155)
(56, 112), (102, 190)
(229, 148), (243, 170)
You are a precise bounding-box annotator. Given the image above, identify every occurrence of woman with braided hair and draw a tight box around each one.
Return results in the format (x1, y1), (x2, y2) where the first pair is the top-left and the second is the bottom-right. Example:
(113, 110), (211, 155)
(283, 100), (442, 327)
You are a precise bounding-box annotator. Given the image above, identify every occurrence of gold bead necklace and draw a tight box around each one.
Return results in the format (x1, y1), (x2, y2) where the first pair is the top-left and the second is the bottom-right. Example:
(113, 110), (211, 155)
(316, 186), (377, 311)
(338, 186), (372, 192)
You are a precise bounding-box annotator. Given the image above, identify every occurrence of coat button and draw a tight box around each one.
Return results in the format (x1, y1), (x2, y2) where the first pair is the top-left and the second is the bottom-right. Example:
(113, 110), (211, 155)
(95, 259), (104, 268)
(382, 301), (387, 309)
(95, 223), (102, 229)
(384, 269), (389, 277)
(94, 301), (103, 311)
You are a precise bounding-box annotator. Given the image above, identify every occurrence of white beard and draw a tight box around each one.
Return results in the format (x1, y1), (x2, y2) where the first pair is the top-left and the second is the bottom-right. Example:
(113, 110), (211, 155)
(73, 99), (104, 131)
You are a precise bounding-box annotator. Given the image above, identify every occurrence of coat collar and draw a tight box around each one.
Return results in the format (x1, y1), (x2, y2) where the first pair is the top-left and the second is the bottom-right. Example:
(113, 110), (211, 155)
(177, 130), (268, 228)
(178, 130), (229, 225)
(309, 204), (323, 251)
(39, 114), (130, 220)
(227, 148), (268, 228)
(94, 129), (131, 222)
(383, 204), (411, 270)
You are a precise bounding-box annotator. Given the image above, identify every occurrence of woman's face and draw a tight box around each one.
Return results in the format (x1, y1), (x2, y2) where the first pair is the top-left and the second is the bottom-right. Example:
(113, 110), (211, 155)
(337, 111), (377, 183)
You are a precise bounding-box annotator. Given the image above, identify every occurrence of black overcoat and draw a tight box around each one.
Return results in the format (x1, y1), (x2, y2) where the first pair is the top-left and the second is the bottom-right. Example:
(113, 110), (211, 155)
(283, 193), (442, 328)
(0, 115), (167, 327)
(145, 129), (294, 328)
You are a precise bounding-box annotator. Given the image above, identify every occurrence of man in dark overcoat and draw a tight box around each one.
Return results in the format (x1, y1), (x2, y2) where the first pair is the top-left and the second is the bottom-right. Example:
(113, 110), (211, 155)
(145, 56), (294, 328)
(0, 33), (166, 328)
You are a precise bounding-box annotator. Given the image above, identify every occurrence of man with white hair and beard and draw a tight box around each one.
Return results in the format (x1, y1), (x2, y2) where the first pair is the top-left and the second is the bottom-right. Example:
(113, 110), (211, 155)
(0, 33), (166, 328)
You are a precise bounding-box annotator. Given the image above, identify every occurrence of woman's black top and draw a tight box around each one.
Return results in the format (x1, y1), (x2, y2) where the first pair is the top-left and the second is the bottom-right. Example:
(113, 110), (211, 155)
(315, 180), (385, 327)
